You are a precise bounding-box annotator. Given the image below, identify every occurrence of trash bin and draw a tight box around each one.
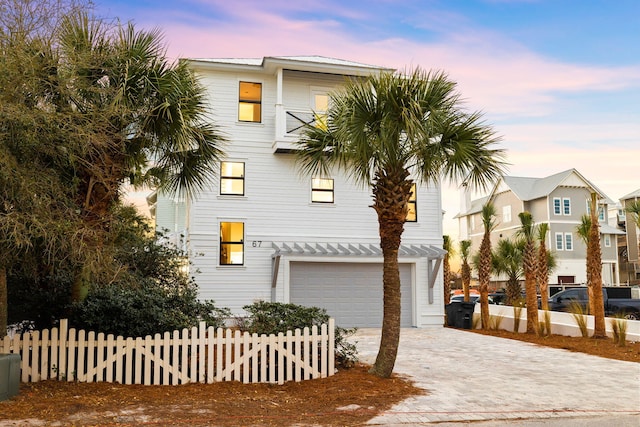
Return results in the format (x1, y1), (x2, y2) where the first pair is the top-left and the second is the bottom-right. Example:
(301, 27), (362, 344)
(0, 353), (20, 401)
(445, 301), (476, 329)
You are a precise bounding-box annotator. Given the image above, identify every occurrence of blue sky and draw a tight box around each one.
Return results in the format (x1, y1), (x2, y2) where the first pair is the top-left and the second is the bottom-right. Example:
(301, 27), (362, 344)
(99, 0), (640, 238)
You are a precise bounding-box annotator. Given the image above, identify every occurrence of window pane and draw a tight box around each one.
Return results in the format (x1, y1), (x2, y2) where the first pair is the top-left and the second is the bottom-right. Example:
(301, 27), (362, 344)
(239, 82), (261, 122)
(220, 162), (245, 195)
(314, 94), (329, 111)
(556, 233), (563, 250)
(565, 233), (573, 250)
(406, 184), (417, 222)
(553, 198), (561, 215)
(563, 198), (571, 215)
(239, 103), (261, 122)
(220, 222), (244, 265)
(311, 178), (334, 203)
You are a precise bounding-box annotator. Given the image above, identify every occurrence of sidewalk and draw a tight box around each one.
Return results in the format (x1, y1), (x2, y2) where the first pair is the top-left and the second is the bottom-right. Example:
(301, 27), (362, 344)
(352, 328), (640, 426)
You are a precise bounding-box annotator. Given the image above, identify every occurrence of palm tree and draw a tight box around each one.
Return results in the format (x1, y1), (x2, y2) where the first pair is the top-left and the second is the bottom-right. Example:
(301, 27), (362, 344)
(626, 200), (640, 256)
(518, 212), (539, 334)
(536, 223), (551, 310)
(576, 213), (600, 315)
(492, 238), (524, 306)
(296, 68), (506, 377)
(443, 236), (454, 305)
(587, 193), (606, 338)
(478, 203), (497, 330)
(460, 240), (472, 302)
(55, 14), (226, 301)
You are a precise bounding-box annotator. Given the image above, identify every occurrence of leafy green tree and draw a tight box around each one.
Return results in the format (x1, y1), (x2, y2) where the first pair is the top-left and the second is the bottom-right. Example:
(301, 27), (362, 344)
(296, 69), (506, 377)
(517, 212), (539, 334)
(0, 0), (226, 320)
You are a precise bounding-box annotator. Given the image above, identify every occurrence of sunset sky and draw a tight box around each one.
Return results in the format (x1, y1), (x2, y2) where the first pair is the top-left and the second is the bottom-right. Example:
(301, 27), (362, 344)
(99, 0), (640, 240)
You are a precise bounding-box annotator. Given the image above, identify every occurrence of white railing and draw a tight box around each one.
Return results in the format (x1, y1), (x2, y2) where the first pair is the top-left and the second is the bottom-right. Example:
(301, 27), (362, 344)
(1, 319), (335, 385)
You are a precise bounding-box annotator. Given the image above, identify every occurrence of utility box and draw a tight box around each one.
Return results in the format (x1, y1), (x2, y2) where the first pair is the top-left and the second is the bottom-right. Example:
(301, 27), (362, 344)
(0, 353), (20, 401)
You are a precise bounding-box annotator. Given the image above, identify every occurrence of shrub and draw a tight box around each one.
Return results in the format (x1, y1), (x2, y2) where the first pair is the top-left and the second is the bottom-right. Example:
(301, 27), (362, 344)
(239, 301), (358, 368)
(69, 279), (230, 337)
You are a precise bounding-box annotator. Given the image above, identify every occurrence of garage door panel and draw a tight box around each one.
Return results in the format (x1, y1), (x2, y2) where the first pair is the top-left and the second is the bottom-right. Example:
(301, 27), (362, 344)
(290, 262), (412, 328)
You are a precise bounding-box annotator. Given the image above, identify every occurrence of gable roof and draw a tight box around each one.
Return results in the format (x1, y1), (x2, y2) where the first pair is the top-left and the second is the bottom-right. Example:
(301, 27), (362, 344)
(620, 188), (640, 200)
(492, 168), (615, 204)
(186, 55), (393, 76)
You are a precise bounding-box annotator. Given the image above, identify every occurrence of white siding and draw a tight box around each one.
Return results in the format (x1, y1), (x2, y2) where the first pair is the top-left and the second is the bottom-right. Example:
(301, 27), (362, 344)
(160, 59), (445, 323)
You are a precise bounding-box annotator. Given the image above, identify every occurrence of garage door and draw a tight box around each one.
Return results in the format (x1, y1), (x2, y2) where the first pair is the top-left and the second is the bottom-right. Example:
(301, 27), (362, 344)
(290, 262), (413, 328)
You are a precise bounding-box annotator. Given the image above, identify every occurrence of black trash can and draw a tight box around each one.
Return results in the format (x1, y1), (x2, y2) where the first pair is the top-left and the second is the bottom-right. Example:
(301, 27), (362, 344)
(445, 301), (476, 329)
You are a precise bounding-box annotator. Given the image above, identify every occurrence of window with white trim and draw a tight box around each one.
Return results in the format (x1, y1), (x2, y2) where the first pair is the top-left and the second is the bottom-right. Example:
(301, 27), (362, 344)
(586, 201), (606, 221)
(604, 234), (611, 247)
(563, 198), (571, 215)
(220, 162), (245, 195)
(502, 205), (511, 223)
(220, 222), (244, 265)
(406, 183), (417, 222)
(564, 232), (573, 251)
(553, 198), (561, 215)
(555, 232), (564, 250)
(311, 178), (334, 203)
(238, 82), (261, 122)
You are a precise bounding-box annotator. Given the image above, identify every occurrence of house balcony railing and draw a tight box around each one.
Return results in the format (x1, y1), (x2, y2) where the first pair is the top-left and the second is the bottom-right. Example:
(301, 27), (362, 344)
(273, 105), (325, 153)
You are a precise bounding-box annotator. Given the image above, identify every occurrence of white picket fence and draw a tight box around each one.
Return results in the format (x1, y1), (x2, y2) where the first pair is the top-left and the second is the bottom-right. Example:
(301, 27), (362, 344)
(1, 319), (335, 385)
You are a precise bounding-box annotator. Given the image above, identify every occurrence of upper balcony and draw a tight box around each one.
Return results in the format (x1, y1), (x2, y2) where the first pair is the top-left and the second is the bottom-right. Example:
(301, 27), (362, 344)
(273, 106), (325, 153)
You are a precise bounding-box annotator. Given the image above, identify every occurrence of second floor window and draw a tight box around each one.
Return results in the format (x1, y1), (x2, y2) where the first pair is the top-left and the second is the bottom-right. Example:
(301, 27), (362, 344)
(553, 198), (561, 215)
(555, 232), (573, 251)
(311, 178), (334, 203)
(220, 162), (245, 196)
(604, 234), (611, 247)
(220, 222), (244, 265)
(406, 184), (417, 222)
(563, 198), (571, 215)
(502, 205), (511, 223)
(239, 82), (261, 122)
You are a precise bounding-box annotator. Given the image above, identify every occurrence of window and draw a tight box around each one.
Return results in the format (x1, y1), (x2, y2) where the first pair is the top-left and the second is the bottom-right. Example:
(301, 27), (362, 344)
(555, 232), (563, 250)
(502, 205), (511, 223)
(586, 201), (606, 221)
(220, 222), (244, 265)
(564, 233), (573, 251)
(238, 82), (261, 122)
(406, 184), (417, 222)
(220, 162), (245, 195)
(311, 178), (334, 203)
(310, 88), (329, 130)
(604, 234), (611, 247)
(553, 198), (561, 215)
(563, 198), (571, 215)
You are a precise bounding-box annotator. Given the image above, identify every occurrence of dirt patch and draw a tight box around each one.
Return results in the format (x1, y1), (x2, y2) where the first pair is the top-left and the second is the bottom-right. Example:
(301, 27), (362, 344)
(0, 364), (423, 426)
(1, 330), (637, 426)
(468, 328), (640, 363)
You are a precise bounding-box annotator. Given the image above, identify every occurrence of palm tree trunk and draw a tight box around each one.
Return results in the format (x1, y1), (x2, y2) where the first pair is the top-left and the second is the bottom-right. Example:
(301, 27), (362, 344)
(0, 267), (7, 338)
(370, 217), (403, 378)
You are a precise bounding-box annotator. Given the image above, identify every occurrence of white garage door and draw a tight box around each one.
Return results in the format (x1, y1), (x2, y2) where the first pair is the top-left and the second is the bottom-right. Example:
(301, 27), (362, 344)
(290, 262), (413, 328)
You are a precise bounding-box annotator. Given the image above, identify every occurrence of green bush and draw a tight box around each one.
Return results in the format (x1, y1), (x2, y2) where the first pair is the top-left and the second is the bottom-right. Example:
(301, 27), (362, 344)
(69, 280), (230, 337)
(239, 301), (358, 368)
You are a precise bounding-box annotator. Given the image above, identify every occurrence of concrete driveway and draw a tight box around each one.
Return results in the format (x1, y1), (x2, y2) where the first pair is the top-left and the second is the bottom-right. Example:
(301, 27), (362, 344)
(352, 328), (640, 426)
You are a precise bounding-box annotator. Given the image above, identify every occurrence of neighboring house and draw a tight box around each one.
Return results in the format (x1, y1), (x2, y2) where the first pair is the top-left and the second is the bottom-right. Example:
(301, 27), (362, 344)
(617, 189), (640, 284)
(457, 169), (624, 287)
(149, 56), (447, 328)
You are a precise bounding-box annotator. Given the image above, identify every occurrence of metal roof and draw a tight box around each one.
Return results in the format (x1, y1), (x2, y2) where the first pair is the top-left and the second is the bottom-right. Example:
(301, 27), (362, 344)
(620, 188), (640, 200)
(271, 242), (446, 259)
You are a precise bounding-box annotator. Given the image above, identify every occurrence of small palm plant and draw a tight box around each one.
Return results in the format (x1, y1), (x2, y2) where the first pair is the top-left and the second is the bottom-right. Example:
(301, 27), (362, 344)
(460, 240), (472, 302)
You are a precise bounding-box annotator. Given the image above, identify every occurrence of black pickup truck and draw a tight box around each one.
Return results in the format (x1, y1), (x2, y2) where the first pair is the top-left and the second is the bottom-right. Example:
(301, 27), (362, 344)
(547, 287), (640, 320)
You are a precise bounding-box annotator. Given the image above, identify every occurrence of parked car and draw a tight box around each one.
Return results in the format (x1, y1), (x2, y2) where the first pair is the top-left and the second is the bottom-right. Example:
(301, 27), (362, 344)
(449, 294), (495, 304)
(547, 287), (640, 320)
